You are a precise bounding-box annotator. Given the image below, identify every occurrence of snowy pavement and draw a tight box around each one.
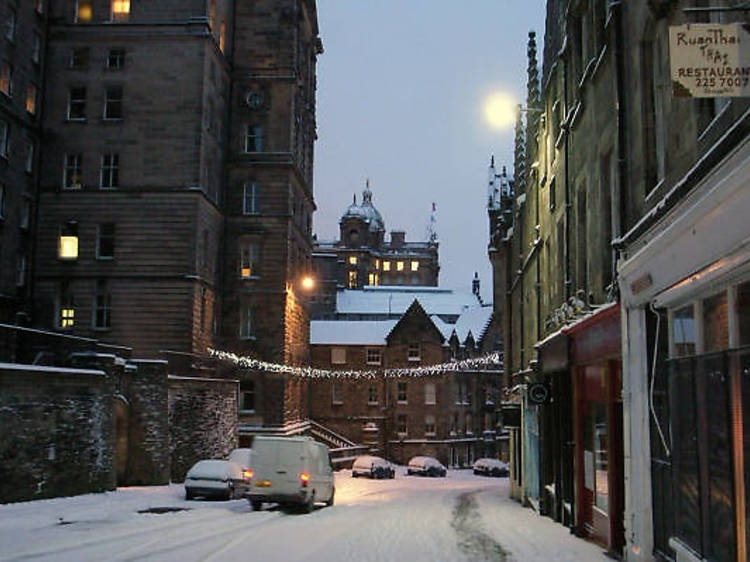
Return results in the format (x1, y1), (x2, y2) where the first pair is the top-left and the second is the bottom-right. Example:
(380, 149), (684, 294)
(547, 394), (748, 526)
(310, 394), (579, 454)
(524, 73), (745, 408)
(0, 470), (609, 561)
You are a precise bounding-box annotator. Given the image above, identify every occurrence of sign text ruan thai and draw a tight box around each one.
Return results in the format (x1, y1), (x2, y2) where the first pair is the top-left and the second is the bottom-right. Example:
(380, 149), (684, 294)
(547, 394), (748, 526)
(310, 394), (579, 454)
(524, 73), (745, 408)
(669, 23), (750, 98)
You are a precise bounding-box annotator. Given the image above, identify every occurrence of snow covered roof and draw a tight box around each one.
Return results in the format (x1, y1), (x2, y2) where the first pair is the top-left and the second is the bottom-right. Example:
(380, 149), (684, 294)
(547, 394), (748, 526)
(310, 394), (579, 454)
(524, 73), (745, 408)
(429, 315), (455, 341)
(310, 320), (398, 345)
(335, 286), (480, 317)
(452, 305), (493, 344)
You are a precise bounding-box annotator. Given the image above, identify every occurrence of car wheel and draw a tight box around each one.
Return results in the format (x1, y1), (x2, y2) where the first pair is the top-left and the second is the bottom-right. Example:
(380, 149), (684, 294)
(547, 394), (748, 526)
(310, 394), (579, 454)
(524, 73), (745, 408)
(185, 489), (194, 500)
(352, 471), (358, 478)
(325, 487), (335, 507)
(250, 500), (263, 511)
(302, 493), (315, 514)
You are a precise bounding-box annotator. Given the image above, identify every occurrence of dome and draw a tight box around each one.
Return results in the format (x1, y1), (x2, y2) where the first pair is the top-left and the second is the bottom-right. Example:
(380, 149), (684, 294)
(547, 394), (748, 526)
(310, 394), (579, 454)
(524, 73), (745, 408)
(340, 182), (385, 233)
(341, 194), (368, 221)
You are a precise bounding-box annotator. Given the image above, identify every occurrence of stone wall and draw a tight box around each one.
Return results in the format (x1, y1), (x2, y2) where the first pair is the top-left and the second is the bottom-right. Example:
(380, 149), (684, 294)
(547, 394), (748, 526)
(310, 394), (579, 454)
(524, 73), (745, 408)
(0, 363), (115, 503)
(168, 376), (239, 482)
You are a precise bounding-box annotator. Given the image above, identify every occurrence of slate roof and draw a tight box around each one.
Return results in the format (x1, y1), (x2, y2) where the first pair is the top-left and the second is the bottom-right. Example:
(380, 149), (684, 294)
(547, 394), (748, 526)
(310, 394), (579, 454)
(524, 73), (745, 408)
(335, 286), (481, 317)
(310, 320), (397, 345)
(452, 305), (494, 344)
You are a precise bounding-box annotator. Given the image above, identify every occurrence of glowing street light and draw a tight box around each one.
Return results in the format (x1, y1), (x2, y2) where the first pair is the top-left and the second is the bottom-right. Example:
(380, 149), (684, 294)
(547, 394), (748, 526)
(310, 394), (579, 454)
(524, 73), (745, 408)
(483, 92), (517, 130)
(301, 275), (315, 291)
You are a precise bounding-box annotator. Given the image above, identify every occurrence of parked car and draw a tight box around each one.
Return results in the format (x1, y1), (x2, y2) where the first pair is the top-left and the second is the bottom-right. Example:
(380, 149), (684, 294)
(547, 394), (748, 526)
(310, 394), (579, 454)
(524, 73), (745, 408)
(352, 455), (395, 479)
(406, 456), (447, 477)
(472, 458), (509, 477)
(184, 459), (250, 500)
(246, 436), (335, 513)
(228, 448), (255, 480)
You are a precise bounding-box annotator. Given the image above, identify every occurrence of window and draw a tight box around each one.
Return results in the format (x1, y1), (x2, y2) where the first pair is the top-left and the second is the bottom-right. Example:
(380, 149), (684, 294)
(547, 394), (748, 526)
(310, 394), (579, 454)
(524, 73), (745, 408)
(35, 0), (44, 15)
(76, 0), (92, 23)
(19, 197), (30, 229)
(58, 222), (79, 260)
(16, 254), (27, 287)
(26, 84), (37, 114)
(425, 415), (436, 436)
(397, 261), (404, 271)
(671, 305), (696, 357)
(368, 273), (379, 286)
(397, 381), (408, 404)
(239, 243), (259, 278)
(239, 302), (254, 338)
(96, 223), (115, 259)
(63, 154), (83, 189)
(219, 20), (226, 53)
(70, 48), (89, 69)
(348, 256), (358, 265)
(59, 284), (75, 328)
(366, 348), (381, 365)
(1, 61), (11, 96)
(244, 125), (262, 152)
(104, 87), (123, 119)
(332, 382), (343, 404)
(107, 49), (125, 69)
(331, 347), (346, 365)
(383, 261), (391, 271)
(0, 120), (8, 158)
(465, 413), (473, 435)
(408, 342), (420, 362)
(111, 0), (130, 22)
(25, 140), (34, 173)
(68, 87), (86, 119)
(367, 385), (378, 404)
(411, 261), (419, 272)
(243, 183), (260, 214)
(397, 414), (407, 435)
(93, 280), (111, 329)
(208, 0), (216, 30)
(239, 380), (255, 412)
(32, 33), (42, 64)
(348, 270), (357, 288)
(549, 177), (557, 211)
(425, 382), (436, 405)
(5, 8), (16, 41)
(0, 184), (4, 218)
(100, 153), (119, 188)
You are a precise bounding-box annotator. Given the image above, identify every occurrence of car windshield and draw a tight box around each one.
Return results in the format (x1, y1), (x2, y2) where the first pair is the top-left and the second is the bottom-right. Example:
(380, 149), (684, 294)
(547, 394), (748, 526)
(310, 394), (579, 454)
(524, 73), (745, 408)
(187, 460), (230, 479)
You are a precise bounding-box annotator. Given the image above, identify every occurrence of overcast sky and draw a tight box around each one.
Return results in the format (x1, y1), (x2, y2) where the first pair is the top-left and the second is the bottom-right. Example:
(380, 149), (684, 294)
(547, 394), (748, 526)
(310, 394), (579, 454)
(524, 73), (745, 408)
(313, 1), (546, 302)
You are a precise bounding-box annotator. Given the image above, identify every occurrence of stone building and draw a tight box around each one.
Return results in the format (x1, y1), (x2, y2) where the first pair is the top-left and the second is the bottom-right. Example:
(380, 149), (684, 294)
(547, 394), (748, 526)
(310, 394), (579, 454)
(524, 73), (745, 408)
(492, 1), (750, 561)
(0, 0), (45, 323)
(30, 0), (322, 430)
(310, 182), (439, 319)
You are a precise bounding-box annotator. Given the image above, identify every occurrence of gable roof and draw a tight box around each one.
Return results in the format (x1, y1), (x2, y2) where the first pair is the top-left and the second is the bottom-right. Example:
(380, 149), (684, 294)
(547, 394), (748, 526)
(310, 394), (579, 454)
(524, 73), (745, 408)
(386, 300), (445, 344)
(310, 320), (397, 345)
(453, 305), (494, 345)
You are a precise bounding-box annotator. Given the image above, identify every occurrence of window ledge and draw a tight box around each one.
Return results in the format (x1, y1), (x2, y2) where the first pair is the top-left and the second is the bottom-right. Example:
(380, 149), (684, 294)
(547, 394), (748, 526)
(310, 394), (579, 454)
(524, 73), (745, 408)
(239, 335), (257, 341)
(102, 118), (123, 123)
(332, 400), (343, 405)
(397, 400), (408, 405)
(66, 118), (87, 123)
(239, 275), (261, 280)
(367, 401), (378, 406)
(238, 409), (256, 415)
(91, 327), (111, 332)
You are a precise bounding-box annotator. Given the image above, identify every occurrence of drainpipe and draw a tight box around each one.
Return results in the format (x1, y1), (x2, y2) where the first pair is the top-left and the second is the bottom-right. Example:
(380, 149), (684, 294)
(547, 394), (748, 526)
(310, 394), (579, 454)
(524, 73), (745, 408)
(563, 55), (571, 302)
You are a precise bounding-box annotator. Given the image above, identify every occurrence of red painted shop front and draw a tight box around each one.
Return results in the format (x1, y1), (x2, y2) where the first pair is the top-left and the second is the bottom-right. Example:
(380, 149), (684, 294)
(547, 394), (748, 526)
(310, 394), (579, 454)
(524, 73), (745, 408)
(565, 304), (624, 555)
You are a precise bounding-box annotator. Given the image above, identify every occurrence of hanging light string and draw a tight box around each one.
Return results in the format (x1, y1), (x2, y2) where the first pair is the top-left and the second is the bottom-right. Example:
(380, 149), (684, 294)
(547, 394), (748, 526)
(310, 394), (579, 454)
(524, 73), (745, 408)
(208, 348), (503, 379)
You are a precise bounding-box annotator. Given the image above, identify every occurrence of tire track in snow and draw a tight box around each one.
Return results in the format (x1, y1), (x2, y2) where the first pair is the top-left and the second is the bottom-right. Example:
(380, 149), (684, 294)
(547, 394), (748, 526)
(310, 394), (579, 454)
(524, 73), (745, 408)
(451, 489), (510, 561)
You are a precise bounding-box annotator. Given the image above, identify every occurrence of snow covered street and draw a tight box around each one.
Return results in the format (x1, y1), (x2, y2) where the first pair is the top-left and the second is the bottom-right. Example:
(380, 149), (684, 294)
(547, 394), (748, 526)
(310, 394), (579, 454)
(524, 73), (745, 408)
(0, 470), (609, 561)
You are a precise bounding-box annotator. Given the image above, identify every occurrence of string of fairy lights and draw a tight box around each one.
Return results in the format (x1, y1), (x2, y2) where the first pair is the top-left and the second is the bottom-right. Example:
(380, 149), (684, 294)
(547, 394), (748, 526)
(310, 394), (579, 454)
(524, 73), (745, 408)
(208, 348), (503, 380)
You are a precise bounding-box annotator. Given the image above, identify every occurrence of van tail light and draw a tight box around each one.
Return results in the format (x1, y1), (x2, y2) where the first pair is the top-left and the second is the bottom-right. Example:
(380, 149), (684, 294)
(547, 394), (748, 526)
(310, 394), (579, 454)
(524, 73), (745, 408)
(243, 469), (254, 481)
(300, 472), (310, 487)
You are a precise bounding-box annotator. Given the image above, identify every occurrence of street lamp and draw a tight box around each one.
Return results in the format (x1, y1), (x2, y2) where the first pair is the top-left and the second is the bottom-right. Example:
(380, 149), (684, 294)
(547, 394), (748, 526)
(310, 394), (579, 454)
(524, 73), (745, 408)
(301, 275), (315, 291)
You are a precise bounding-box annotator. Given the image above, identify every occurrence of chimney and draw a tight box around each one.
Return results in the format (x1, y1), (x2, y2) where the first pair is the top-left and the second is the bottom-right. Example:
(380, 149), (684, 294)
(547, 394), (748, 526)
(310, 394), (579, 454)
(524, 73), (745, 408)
(390, 231), (405, 248)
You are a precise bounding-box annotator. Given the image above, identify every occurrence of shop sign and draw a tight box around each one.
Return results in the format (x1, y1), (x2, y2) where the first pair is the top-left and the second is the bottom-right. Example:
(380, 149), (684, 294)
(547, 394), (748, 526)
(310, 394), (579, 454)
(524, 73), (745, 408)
(669, 23), (750, 98)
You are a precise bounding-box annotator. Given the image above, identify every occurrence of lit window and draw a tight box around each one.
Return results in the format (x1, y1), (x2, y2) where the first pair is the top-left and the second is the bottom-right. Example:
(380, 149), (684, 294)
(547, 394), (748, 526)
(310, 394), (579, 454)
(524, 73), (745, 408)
(425, 415), (436, 436)
(368, 273), (376, 286)
(104, 87), (123, 119)
(244, 125), (262, 152)
(0, 121), (8, 158)
(383, 261), (391, 271)
(348, 270), (357, 288)
(111, 0), (130, 22)
(411, 261), (419, 271)
(96, 223), (115, 259)
(58, 282), (75, 328)
(60, 307), (75, 328)
(1, 61), (12, 96)
(76, 0), (92, 23)
(93, 280), (111, 329)
(425, 382), (436, 405)
(397, 261), (404, 271)
(100, 154), (119, 188)
(219, 20), (226, 53)
(366, 348), (381, 365)
(331, 347), (346, 365)
(397, 414), (407, 435)
(239, 301), (254, 338)
(240, 243), (259, 278)
(374, 259), (380, 269)
(239, 380), (255, 412)
(397, 381), (408, 403)
(26, 84), (38, 114)
(107, 49), (125, 69)
(243, 183), (260, 214)
(408, 342), (420, 362)
(5, 8), (16, 41)
(332, 382), (343, 404)
(58, 223), (79, 260)
(367, 385), (378, 404)
(32, 33), (42, 64)
(348, 256), (358, 265)
(63, 154), (83, 189)
(68, 87), (86, 119)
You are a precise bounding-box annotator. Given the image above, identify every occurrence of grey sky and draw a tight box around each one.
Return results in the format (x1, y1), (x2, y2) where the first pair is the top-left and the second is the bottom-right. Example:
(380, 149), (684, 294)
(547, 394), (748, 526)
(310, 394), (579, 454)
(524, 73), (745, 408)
(313, 1), (546, 302)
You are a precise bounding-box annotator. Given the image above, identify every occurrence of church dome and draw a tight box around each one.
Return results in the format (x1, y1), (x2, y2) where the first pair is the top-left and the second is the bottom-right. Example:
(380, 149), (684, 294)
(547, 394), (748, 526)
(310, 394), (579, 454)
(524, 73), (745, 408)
(340, 181), (385, 232)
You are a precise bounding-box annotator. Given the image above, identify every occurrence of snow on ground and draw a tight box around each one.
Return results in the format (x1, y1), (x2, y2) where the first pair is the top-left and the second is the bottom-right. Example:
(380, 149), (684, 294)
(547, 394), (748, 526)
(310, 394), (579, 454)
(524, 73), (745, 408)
(0, 470), (609, 562)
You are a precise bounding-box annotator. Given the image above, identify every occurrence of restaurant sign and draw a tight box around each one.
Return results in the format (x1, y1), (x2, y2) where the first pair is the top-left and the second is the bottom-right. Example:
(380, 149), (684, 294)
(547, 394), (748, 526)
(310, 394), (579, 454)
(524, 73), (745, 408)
(669, 23), (750, 97)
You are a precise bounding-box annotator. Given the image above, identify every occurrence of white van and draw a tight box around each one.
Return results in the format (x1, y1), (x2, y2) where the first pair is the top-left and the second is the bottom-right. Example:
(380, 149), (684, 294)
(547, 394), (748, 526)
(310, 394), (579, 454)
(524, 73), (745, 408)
(247, 436), (334, 513)
(228, 448), (254, 478)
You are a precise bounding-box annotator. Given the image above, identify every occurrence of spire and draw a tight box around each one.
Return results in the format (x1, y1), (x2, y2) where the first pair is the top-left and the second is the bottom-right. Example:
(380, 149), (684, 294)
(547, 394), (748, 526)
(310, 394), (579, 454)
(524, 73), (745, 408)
(352, 193), (357, 205)
(472, 272), (481, 302)
(427, 202), (438, 244)
(490, 154), (495, 167)
(362, 179), (373, 204)
(514, 104), (526, 196)
(526, 31), (540, 147)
